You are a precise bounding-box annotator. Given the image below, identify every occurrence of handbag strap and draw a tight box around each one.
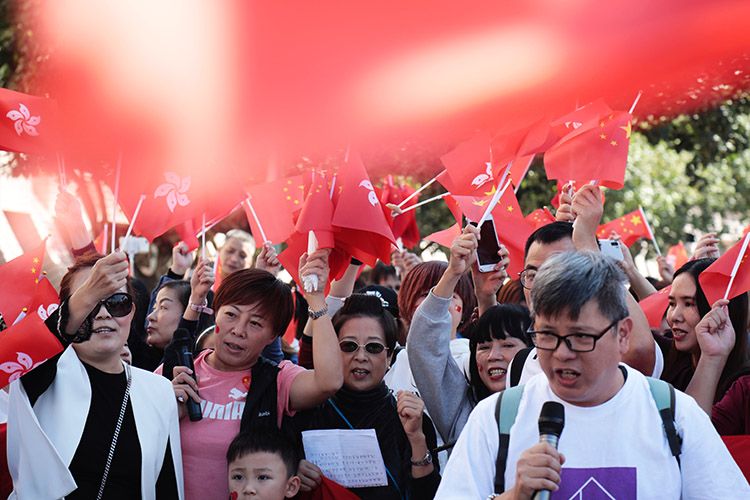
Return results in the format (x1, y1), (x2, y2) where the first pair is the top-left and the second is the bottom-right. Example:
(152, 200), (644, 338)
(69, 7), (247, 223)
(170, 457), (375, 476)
(96, 363), (132, 500)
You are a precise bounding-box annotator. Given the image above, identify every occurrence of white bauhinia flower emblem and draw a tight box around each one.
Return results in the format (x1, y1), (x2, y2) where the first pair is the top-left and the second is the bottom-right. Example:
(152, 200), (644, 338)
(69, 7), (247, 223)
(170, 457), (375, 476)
(37, 303), (59, 321)
(6, 103), (41, 136)
(0, 352), (44, 383)
(358, 180), (379, 207)
(154, 172), (191, 213)
(564, 120), (583, 130)
(471, 162), (494, 188)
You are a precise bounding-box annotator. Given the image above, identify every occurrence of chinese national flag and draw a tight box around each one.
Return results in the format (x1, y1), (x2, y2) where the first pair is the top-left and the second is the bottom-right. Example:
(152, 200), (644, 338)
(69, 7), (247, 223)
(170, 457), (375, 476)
(525, 208), (556, 230)
(639, 286), (671, 329)
(545, 103), (632, 189)
(667, 241), (689, 270)
(699, 234), (750, 305)
(0, 241), (46, 325)
(277, 231), (349, 296)
(0, 311), (63, 388)
(425, 223), (461, 249)
(440, 132), (508, 196)
(331, 153), (395, 264)
(246, 175), (306, 245)
(0, 88), (59, 154)
(596, 208), (652, 247)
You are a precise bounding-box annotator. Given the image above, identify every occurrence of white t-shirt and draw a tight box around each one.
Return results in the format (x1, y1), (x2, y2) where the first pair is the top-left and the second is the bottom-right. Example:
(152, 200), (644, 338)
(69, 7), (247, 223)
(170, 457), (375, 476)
(436, 365), (749, 499)
(384, 337), (470, 393)
(509, 340), (664, 386)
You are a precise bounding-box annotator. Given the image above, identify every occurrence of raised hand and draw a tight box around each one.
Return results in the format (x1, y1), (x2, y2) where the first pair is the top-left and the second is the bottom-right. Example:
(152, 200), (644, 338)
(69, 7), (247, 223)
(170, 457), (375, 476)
(471, 243), (509, 314)
(255, 242), (281, 276)
(299, 249), (331, 297)
(190, 258), (215, 304)
(297, 459), (323, 492)
(656, 255), (675, 283)
(554, 182), (575, 222)
(695, 299), (735, 359)
(693, 233), (720, 260)
(448, 224), (479, 277)
(171, 241), (195, 276)
(571, 184), (604, 251)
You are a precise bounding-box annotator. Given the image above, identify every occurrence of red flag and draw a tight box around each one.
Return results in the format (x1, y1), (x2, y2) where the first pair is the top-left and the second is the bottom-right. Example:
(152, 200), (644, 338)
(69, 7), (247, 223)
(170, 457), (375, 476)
(295, 172), (337, 249)
(246, 175), (306, 245)
(525, 208), (556, 230)
(596, 208), (653, 247)
(699, 234), (750, 305)
(174, 220), (201, 252)
(545, 108), (632, 190)
(639, 286), (671, 329)
(440, 133), (508, 196)
(379, 180), (420, 249)
(0, 88), (59, 154)
(425, 223), (461, 249)
(0, 311), (63, 388)
(28, 277), (60, 322)
(277, 231), (349, 296)
(297, 475), (360, 500)
(0, 241), (46, 325)
(667, 242), (689, 270)
(331, 153), (395, 264)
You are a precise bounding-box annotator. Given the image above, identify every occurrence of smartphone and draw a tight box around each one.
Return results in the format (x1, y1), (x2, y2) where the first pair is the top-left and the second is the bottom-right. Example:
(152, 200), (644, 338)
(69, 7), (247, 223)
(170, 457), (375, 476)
(599, 238), (624, 261)
(470, 216), (503, 272)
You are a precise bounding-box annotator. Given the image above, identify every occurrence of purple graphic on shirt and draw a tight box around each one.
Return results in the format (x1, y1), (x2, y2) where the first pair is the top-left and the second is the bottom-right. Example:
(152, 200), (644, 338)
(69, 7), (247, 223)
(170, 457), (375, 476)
(552, 467), (636, 499)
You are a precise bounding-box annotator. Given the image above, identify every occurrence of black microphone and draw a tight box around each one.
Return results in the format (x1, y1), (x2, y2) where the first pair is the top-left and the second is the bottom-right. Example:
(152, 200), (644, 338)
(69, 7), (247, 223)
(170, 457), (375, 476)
(173, 328), (202, 422)
(532, 401), (565, 500)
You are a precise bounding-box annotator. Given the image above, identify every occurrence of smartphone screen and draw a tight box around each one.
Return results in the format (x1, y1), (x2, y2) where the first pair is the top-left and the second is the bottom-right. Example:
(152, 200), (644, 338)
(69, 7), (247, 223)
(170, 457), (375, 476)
(472, 219), (502, 268)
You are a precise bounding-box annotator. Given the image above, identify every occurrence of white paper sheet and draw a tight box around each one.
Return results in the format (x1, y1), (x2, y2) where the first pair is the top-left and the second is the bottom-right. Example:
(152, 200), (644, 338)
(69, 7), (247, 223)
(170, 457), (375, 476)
(302, 428), (388, 488)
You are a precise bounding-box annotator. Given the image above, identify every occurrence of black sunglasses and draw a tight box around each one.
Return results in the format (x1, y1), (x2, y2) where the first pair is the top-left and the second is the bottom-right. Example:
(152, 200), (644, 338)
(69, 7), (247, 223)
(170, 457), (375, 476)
(90, 293), (134, 318)
(338, 340), (387, 355)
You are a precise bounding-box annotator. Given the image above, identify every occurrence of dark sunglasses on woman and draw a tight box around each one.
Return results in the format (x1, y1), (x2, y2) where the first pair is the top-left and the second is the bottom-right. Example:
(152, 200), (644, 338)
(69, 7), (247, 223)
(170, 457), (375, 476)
(90, 292), (134, 318)
(338, 340), (388, 355)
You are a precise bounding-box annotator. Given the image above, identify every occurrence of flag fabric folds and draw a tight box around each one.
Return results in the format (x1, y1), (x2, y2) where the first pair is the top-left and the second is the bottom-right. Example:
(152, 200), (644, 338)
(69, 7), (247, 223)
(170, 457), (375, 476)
(596, 208), (653, 247)
(639, 286), (671, 329)
(0, 242), (47, 325)
(699, 234), (750, 305)
(0, 88), (59, 154)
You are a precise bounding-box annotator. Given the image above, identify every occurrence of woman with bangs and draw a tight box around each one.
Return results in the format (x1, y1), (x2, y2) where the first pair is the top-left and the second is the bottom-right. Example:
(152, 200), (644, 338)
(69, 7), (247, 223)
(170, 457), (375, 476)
(293, 294), (441, 500)
(407, 226), (532, 448)
(8, 251), (183, 499)
(170, 250), (343, 500)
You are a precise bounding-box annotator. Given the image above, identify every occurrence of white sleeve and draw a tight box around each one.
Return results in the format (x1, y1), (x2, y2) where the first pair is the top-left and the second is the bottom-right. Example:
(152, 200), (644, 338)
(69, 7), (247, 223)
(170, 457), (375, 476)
(676, 392), (750, 496)
(650, 339), (663, 378)
(435, 395), (500, 499)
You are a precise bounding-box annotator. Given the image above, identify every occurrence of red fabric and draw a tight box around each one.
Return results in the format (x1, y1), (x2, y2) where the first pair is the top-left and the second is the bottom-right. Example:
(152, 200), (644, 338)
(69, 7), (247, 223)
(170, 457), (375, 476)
(331, 153), (395, 264)
(0, 88), (59, 154)
(508, 154), (535, 190)
(28, 277), (60, 321)
(596, 208), (652, 247)
(425, 223), (461, 248)
(277, 231), (348, 296)
(667, 242), (689, 270)
(525, 208), (556, 230)
(440, 132), (507, 196)
(296, 172), (336, 249)
(246, 175), (306, 245)
(379, 181), (420, 249)
(638, 286), (671, 329)
(174, 220), (201, 252)
(722, 436), (750, 482)
(699, 234), (750, 305)
(297, 476), (360, 500)
(545, 101), (632, 189)
(0, 311), (64, 388)
(0, 241), (46, 325)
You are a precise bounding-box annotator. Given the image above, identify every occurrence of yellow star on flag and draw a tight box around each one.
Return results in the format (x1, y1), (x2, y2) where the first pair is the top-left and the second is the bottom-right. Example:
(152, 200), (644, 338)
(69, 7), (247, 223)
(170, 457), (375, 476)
(484, 185), (497, 197)
(610, 140), (618, 147)
(472, 199), (488, 207)
(31, 267), (36, 274)
(630, 215), (642, 226)
(620, 121), (632, 139)
(32, 257), (39, 264)
(506, 205), (514, 213)
(600, 133), (607, 140)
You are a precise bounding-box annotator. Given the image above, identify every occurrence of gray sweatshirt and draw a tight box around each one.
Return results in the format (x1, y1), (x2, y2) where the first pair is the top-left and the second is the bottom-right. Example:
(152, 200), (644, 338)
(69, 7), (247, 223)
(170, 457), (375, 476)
(406, 290), (476, 447)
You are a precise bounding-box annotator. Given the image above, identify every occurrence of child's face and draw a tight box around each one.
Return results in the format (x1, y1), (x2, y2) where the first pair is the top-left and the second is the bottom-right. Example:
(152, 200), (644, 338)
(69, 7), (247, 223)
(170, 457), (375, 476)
(228, 452), (300, 500)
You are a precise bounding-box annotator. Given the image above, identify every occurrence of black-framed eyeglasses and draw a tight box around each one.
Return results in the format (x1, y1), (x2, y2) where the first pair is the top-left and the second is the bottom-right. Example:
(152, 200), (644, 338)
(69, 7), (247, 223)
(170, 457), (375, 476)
(339, 340), (388, 355)
(90, 293), (133, 318)
(527, 318), (623, 353)
(519, 269), (536, 290)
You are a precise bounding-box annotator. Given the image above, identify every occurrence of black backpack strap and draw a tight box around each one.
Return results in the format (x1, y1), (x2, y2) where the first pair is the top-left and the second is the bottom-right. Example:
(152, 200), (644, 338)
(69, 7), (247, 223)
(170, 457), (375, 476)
(493, 385), (525, 493)
(240, 356), (281, 434)
(509, 347), (533, 388)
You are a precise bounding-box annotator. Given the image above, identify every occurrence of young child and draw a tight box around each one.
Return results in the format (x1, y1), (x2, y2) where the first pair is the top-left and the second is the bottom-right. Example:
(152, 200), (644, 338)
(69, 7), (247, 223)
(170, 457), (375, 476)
(226, 431), (301, 500)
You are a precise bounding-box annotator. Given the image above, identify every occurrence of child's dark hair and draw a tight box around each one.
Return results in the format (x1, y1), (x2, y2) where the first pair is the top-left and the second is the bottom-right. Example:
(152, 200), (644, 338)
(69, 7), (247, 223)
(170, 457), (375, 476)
(226, 430), (300, 477)
(331, 294), (399, 351)
(467, 304), (533, 402)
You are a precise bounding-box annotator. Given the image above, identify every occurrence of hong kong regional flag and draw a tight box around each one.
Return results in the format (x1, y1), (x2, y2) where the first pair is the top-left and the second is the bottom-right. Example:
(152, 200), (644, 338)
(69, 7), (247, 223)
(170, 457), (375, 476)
(0, 88), (59, 154)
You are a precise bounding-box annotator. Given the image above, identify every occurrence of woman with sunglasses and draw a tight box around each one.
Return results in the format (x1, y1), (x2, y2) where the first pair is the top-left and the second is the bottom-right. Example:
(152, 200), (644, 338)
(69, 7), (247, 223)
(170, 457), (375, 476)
(169, 250), (343, 500)
(293, 294), (441, 500)
(406, 226), (532, 450)
(8, 251), (183, 499)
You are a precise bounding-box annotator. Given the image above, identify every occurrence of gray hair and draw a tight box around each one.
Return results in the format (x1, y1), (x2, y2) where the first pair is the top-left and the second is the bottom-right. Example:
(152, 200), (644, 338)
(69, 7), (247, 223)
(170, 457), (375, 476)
(225, 229), (256, 252)
(531, 251), (628, 322)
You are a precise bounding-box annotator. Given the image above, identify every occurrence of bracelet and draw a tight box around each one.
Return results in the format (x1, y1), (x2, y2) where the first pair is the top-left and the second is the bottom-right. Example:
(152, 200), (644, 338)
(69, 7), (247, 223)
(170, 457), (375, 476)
(189, 300), (214, 315)
(410, 451), (432, 467)
(308, 305), (329, 320)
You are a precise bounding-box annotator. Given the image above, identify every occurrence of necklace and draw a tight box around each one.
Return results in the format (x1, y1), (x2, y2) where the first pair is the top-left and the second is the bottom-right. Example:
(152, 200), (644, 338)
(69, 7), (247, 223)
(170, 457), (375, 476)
(96, 362), (132, 500)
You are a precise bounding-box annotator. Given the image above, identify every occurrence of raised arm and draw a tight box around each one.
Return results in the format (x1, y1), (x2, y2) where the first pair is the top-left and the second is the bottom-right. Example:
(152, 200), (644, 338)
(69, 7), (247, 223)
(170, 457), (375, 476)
(289, 250), (344, 410)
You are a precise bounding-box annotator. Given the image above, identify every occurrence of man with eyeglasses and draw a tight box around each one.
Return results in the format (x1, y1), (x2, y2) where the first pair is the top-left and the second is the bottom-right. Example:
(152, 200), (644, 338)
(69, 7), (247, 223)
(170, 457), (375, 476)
(436, 251), (748, 499)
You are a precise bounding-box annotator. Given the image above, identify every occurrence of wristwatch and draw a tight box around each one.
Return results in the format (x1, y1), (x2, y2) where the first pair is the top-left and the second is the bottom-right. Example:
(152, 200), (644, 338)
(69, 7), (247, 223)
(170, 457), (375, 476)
(410, 451), (432, 467)
(308, 305), (329, 320)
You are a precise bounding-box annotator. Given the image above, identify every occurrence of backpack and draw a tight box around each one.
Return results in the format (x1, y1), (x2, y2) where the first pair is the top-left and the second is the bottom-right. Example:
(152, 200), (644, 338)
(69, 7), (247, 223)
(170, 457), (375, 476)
(492, 376), (682, 493)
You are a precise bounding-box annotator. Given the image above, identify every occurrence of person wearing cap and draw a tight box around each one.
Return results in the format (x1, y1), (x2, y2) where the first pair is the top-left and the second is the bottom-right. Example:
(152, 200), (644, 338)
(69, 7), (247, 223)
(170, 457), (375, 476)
(436, 251), (748, 499)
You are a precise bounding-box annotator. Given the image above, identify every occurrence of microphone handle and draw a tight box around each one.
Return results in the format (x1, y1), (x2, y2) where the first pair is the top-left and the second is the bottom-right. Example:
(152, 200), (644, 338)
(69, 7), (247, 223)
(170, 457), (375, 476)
(177, 348), (203, 422)
(531, 434), (560, 500)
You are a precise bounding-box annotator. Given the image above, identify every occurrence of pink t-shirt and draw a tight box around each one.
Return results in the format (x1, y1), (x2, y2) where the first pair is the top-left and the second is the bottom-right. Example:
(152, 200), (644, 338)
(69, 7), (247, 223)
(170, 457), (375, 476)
(178, 350), (305, 500)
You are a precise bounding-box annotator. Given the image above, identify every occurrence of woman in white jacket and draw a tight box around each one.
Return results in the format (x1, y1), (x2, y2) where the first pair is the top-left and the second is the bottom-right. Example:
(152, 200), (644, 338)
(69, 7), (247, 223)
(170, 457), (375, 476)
(7, 251), (183, 500)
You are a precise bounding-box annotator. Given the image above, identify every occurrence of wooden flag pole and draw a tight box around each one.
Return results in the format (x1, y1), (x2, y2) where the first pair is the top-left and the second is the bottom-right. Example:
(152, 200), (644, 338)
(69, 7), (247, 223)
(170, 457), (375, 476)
(723, 232), (750, 301)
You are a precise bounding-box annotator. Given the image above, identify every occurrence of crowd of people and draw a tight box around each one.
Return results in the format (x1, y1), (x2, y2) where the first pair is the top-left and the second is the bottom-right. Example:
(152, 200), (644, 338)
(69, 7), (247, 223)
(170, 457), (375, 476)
(3, 183), (750, 499)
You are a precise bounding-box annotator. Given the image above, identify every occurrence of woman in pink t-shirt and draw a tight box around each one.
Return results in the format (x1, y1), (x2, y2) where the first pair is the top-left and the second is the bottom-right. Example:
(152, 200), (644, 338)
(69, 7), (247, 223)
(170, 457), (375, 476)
(171, 250), (343, 500)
